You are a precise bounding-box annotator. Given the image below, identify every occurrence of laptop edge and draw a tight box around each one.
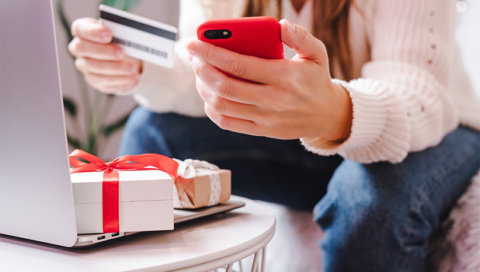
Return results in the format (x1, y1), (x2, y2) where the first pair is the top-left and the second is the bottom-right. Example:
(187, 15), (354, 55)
(0, 0), (244, 248)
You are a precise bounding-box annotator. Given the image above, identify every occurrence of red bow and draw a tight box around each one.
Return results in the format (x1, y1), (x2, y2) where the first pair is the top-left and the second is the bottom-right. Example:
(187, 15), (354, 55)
(69, 150), (179, 233)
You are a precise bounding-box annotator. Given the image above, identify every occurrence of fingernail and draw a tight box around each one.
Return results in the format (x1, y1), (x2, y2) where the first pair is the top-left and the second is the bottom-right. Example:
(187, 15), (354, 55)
(101, 31), (110, 41)
(130, 64), (136, 73)
(188, 54), (193, 62)
(286, 20), (295, 33)
(185, 42), (197, 54)
(115, 49), (123, 59)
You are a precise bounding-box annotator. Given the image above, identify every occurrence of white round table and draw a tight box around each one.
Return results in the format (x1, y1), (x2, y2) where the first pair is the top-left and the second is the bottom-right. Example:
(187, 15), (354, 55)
(0, 196), (275, 272)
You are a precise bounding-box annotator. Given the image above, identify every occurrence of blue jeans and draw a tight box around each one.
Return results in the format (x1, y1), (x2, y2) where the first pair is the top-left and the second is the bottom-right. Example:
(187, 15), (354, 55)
(119, 107), (480, 272)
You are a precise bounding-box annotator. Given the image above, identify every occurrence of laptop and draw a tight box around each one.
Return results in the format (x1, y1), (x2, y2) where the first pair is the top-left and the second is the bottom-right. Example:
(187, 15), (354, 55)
(0, 0), (244, 248)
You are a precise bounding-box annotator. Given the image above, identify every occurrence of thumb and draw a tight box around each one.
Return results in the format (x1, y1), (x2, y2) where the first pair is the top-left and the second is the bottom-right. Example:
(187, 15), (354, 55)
(280, 19), (328, 67)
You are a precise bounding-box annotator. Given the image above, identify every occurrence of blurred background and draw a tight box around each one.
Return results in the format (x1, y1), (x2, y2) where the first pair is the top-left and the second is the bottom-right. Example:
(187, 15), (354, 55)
(457, 0), (480, 93)
(53, 0), (179, 160)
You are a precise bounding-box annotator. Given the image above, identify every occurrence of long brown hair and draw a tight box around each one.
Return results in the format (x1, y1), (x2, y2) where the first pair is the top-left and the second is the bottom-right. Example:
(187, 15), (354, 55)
(243, 0), (354, 80)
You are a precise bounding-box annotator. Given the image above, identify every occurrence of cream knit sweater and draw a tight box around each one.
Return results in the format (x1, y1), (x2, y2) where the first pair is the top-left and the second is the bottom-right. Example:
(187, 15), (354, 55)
(130, 0), (480, 164)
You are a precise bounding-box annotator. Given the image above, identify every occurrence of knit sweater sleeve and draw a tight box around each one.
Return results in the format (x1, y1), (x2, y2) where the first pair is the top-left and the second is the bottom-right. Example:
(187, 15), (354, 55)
(128, 0), (207, 117)
(301, 0), (459, 163)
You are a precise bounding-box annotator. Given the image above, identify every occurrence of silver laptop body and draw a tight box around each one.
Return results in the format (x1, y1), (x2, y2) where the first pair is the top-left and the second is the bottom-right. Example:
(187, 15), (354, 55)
(0, 0), (243, 248)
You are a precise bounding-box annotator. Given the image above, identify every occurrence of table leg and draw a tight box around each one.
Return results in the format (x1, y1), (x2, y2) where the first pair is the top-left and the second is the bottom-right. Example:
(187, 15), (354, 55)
(251, 251), (260, 272)
(261, 247), (266, 272)
(208, 241), (269, 272)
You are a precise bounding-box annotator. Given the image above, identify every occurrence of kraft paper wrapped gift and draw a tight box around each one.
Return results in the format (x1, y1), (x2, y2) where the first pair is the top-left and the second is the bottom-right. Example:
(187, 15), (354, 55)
(173, 159), (231, 209)
(72, 170), (174, 234)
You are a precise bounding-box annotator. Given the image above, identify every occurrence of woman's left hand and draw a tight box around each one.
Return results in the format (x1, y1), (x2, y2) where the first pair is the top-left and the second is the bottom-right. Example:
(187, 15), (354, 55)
(186, 19), (353, 141)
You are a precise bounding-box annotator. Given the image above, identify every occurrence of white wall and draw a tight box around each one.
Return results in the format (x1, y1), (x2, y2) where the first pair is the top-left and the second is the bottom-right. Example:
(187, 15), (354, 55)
(457, 0), (480, 96)
(53, 0), (179, 160)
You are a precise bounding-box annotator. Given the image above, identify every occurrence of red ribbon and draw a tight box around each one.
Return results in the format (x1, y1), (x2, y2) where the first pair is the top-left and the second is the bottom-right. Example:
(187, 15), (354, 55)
(69, 150), (179, 233)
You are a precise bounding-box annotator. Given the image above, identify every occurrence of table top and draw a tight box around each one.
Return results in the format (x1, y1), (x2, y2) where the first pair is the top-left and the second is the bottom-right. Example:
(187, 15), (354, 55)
(0, 196), (275, 272)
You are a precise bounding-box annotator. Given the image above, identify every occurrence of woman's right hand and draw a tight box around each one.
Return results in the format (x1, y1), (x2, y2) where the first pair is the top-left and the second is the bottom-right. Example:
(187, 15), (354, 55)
(68, 18), (142, 94)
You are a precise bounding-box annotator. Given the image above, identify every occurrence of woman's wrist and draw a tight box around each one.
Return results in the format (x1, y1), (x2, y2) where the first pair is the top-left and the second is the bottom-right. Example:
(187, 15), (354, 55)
(326, 82), (353, 141)
(302, 81), (352, 142)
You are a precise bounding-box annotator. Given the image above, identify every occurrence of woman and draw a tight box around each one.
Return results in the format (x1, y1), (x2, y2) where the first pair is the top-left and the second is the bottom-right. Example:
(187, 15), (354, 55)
(68, 0), (480, 270)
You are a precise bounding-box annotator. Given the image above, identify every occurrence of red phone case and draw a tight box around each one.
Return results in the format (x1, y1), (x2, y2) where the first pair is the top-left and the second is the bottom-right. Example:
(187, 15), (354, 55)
(197, 17), (284, 60)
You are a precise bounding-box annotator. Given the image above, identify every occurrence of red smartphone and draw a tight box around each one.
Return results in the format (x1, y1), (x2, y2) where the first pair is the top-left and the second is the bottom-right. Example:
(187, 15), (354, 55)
(196, 17), (284, 60)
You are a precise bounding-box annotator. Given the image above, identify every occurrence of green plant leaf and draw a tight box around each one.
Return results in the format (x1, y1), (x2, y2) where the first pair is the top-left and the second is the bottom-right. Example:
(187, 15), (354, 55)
(102, 113), (131, 138)
(67, 134), (81, 149)
(87, 130), (97, 155)
(63, 97), (77, 117)
(56, 0), (74, 42)
(123, 0), (141, 11)
(101, 0), (141, 11)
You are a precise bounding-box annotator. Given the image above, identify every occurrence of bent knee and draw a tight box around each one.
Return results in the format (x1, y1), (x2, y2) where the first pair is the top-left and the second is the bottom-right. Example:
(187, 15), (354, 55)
(314, 159), (435, 234)
(120, 108), (184, 155)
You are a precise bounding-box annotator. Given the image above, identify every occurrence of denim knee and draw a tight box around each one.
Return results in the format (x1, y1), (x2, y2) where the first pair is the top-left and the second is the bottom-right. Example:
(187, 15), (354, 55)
(314, 160), (439, 271)
(313, 127), (480, 272)
(119, 107), (179, 156)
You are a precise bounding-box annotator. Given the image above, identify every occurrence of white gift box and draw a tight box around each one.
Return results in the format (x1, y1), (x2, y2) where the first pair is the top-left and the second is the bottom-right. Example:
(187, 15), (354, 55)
(71, 170), (173, 234)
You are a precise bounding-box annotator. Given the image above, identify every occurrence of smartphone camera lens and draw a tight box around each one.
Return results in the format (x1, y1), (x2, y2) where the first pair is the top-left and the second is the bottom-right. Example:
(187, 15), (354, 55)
(204, 30), (216, 39)
(204, 30), (231, 39)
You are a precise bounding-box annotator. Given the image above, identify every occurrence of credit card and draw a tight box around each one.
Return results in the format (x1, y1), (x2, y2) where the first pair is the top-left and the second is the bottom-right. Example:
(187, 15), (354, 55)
(99, 4), (177, 69)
